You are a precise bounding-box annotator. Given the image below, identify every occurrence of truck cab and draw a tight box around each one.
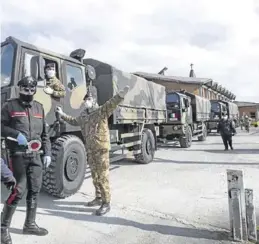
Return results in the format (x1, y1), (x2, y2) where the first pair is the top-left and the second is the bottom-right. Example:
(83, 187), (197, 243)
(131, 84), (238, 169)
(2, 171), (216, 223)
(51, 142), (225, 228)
(1, 36), (163, 199)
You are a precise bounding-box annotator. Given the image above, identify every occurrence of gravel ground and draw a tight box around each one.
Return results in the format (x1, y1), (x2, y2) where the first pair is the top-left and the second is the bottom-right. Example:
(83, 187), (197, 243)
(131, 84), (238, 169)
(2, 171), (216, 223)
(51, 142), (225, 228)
(1, 127), (259, 244)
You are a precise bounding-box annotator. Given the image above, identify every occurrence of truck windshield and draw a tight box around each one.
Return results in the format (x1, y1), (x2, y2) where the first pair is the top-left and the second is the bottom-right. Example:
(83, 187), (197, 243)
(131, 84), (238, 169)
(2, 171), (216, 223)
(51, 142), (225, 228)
(166, 93), (180, 103)
(166, 93), (180, 108)
(1, 44), (14, 87)
(211, 102), (220, 113)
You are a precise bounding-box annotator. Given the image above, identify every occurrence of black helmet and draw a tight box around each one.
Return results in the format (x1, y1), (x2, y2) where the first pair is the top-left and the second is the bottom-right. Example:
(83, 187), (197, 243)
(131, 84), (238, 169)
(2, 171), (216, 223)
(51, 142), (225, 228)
(17, 76), (37, 87)
(18, 76), (37, 103)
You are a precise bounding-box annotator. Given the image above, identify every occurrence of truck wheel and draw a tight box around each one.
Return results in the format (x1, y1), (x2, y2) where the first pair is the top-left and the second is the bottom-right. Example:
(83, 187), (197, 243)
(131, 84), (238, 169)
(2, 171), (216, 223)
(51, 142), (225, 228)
(198, 124), (207, 141)
(43, 135), (86, 198)
(179, 126), (192, 148)
(134, 128), (155, 164)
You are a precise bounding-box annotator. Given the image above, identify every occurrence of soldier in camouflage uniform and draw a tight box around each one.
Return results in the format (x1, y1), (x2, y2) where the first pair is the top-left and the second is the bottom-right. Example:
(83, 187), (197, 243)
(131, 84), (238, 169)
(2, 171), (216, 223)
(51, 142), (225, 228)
(56, 85), (130, 216)
(43, 63), (66, 98)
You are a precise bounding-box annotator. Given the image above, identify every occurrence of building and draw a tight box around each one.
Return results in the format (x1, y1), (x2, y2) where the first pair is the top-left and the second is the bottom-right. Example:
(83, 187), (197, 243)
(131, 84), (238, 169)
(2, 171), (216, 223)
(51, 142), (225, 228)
(134, 64), (236, 101)
(234, 101), (259, 120)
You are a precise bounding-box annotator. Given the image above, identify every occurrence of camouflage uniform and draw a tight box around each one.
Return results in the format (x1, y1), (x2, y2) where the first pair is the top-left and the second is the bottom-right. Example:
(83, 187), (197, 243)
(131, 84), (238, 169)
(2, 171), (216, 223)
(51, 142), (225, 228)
(60, 93), (124, 204)
(46, 77), (66, 98)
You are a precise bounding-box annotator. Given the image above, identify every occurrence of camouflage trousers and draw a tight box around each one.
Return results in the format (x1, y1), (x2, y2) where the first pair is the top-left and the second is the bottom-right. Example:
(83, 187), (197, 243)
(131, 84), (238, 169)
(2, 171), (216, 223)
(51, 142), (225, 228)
(87, 149), (110, 203)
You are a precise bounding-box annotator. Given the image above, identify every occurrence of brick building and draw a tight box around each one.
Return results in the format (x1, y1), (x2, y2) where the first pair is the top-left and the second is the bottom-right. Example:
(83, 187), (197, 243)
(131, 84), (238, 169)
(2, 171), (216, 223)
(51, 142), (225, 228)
(234, 101), (259, 120)
(134, 65), (235, 101)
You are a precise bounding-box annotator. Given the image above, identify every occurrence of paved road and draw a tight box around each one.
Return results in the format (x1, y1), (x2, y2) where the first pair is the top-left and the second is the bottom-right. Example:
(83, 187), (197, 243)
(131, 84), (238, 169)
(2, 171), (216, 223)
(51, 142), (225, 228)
(1, 127), (259, 244)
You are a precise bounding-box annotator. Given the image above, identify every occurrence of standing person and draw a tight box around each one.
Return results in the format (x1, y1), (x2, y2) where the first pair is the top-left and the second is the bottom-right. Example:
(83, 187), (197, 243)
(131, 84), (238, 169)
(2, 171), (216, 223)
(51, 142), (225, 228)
(56, 85), (130, 216)
(217, 112), (236, 150)
(1, 158), (16, 244)
(244, 115), (251, 132)
(43, 63), (66, 98)
(1, 76), (52, 244)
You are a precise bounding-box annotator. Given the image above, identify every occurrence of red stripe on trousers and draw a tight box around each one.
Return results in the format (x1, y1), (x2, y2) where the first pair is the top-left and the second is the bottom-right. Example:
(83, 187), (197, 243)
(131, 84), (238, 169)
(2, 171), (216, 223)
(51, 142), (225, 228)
(7, 159), (18, 205)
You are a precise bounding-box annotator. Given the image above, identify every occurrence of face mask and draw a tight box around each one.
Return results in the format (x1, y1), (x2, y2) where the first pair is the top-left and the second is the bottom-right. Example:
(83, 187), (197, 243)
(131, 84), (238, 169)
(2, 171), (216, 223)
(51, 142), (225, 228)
(223, 115), (228, 121)
(46, 70), (55, 78)
(84, 99), (94, 109)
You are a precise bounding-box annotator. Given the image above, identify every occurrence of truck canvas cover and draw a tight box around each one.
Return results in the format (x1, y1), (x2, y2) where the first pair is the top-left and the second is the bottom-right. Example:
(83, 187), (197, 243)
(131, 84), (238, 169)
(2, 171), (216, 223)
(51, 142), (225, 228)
(83, 58), (167, 124)
(227, 102), (239, 118)
(187, 92), (211, 121)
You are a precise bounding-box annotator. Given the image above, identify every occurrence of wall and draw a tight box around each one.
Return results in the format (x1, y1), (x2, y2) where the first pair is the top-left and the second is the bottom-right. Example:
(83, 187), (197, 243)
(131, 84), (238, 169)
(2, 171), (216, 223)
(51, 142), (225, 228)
(150, 79), (231, 101)
(151, 80), (201, 95)
(238, 106), (259, 120)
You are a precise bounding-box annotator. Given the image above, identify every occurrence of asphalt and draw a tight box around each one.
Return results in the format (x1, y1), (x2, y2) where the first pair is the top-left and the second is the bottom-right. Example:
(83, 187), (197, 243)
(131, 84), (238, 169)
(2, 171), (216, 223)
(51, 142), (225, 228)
(1, 127), (259, 244)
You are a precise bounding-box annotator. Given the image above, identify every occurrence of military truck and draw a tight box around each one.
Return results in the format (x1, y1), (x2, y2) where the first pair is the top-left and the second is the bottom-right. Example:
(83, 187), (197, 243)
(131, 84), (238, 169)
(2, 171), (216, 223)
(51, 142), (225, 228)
(207, 100), (239, 133)
(1, 36), (167, 198)
(158, 90), (211, 148)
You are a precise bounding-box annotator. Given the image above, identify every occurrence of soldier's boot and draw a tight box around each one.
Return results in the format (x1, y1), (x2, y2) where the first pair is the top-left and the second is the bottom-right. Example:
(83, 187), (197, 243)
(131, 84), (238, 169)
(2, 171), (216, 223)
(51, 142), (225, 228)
(96, 203), (111, 216)
(1, 203), (16, 244)
(85, 197), (102, 207)
(23, 200), (48, 236)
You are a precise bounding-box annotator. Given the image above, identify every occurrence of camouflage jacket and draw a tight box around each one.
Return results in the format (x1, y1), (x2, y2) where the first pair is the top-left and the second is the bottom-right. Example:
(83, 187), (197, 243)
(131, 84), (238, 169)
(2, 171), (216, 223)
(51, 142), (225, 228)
(47, 77), (66, 98)
(61, 94), (124, 151)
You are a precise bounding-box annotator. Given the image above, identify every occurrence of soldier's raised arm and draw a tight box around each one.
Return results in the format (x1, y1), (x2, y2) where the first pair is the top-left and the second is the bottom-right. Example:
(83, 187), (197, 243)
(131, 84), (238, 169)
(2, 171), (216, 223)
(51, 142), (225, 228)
(56, 106), (82, 126)
(100, 85), (130, 118)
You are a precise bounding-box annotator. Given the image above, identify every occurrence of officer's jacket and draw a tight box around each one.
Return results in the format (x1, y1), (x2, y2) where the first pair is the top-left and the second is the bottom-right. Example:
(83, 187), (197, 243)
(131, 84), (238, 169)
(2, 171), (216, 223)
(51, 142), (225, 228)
(217, 119), (236, 136)
(1, 98), (51, 156)
(61, 94), (124, 151)
(1, 158), (13, 183)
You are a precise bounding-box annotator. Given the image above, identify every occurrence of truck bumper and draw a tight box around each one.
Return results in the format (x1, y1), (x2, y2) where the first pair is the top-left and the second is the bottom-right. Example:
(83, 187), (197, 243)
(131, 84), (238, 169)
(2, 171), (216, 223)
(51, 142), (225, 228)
(159, 124), (184, 139)
(207, 121), (218, 130)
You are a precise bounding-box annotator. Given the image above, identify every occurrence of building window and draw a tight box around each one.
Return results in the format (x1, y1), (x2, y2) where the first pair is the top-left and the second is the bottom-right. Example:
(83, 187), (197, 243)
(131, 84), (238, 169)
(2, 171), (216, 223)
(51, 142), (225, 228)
(250, 112), (256, 119)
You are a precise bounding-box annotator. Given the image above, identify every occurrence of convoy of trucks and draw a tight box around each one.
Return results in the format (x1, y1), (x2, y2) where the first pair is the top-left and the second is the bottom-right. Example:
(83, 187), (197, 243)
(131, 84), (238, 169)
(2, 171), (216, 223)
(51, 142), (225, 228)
(0, 36), (239, 198)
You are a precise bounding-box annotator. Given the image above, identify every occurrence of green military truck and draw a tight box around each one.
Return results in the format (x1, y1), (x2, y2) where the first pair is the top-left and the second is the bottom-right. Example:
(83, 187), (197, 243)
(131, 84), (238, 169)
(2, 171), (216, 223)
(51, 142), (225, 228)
(1, 36), (167, 198)
(158, 90), (211, 148)
(207, 100), (239, 133)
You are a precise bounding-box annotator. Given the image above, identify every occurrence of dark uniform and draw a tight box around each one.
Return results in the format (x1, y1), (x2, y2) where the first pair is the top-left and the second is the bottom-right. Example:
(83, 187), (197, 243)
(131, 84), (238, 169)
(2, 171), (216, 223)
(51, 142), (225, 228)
(217, 117), (236, 150)
(1, 158), (16, 188)
(1, 77), (51, 244)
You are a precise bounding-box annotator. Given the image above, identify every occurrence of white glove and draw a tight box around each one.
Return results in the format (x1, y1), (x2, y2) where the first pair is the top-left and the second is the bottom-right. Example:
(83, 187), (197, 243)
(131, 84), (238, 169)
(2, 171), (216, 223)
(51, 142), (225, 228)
(56, 106), (65, 116)
(44, 86), (54, 95)
(118, 85), (130, 98)
(43, 156), (51, 167)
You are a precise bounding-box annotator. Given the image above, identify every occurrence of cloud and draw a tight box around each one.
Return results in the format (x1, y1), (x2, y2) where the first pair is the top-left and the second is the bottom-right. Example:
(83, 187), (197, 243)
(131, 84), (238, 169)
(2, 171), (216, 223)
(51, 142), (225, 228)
(1, 0), (259, 102)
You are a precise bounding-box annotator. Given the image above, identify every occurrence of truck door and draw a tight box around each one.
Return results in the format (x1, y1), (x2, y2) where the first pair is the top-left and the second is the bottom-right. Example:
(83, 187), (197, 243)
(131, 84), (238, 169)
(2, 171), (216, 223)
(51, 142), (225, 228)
(20, 48), (63, 125)
(61, 61), (87, 132)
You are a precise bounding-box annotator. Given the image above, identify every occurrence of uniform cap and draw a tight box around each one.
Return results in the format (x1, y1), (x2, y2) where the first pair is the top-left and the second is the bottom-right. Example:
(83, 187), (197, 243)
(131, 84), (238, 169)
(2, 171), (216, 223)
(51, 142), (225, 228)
(17, 76), (37, 87)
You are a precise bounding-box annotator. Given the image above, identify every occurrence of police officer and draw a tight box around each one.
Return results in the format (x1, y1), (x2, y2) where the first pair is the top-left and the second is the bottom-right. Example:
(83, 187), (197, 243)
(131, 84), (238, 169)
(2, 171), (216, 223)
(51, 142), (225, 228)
(217, 111), (236, 150)
(56, 85), (130, 216)
(1, 76), (51, 244)
(1, 158), (16, 244)
(43, 63), (66, 98)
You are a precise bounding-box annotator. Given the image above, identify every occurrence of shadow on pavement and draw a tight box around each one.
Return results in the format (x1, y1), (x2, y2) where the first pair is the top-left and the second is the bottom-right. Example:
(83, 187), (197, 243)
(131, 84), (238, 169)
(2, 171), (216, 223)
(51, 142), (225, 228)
(186, 149), (259, 154)
(15, 198), (230, 241)
(153, 158), (259, 165)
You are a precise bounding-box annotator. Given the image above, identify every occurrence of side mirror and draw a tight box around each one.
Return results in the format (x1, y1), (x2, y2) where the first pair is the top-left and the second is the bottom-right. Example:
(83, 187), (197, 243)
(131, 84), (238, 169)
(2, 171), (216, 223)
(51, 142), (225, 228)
(30, 55), (45, 80)
(86, 65), (96, 80)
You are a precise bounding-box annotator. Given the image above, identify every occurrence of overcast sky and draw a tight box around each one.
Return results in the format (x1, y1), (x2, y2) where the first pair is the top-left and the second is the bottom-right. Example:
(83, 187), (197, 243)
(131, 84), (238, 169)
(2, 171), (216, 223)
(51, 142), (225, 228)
(2, 0), (259, 102)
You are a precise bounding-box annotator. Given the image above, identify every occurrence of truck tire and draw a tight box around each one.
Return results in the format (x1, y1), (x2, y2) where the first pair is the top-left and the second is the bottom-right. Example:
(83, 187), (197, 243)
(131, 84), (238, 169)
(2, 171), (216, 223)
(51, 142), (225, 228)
(198, 124), (207, 141)
(179, 126), (192, 148)
(134, 128), (155, 164)
(43, 135), (87, 198)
